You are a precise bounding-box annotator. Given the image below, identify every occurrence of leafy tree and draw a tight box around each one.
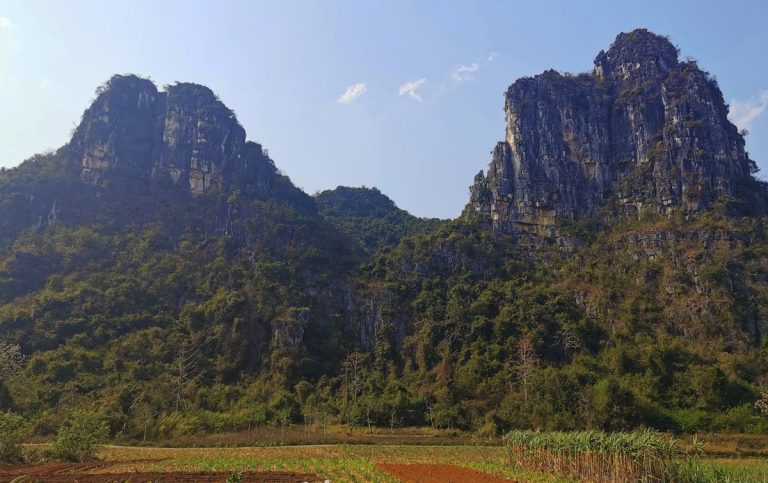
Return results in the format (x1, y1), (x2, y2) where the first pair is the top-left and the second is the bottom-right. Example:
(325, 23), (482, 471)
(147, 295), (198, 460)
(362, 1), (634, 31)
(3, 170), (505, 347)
(0, 411), (27, 463)
(50, 410), (109, 462)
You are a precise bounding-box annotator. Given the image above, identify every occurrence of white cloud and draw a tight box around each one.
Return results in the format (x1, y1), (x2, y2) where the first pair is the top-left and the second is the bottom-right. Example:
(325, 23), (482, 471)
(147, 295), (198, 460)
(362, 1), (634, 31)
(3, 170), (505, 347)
(487, 51), (499, 62)
(729, 91), (768, 132)
(398, 78), (427, 102)
(451, 62), (480, 82)
(337, 83), (367, 104)
(0, 17), (12, 28)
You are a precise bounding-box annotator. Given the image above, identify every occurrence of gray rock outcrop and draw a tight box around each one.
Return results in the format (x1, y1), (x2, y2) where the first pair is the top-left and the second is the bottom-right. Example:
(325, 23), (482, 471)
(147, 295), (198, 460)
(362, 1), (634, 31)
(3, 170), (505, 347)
(70, 75), (276, 197)
(468, 29), (764, 237)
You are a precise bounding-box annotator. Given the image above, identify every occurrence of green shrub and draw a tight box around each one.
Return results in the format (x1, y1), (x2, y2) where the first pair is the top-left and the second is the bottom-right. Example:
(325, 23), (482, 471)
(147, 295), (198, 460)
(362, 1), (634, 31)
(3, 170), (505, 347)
(711, 404), (768, 433)
(49, 410), (109, 462)
(156, 411), (203, 438)
(0, 411), (27, 463)
(667, 408), (712, 433)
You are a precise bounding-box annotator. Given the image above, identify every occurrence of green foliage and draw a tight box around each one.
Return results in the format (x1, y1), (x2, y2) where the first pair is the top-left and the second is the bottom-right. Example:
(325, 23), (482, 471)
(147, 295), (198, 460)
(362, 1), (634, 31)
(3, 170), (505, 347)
(345, 211), (768, 434)
(49, 410), (110, 462)
(676, 458), (768, 483)
(0, 411), (27, 463)
(315, 186), (444, 254)
(1, 147), (768, 440)
(226, 471), (242, 482)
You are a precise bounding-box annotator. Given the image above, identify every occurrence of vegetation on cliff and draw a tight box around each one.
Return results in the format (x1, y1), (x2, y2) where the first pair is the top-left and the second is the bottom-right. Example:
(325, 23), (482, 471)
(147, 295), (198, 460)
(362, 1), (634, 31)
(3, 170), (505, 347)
(1, 29), (768, 442)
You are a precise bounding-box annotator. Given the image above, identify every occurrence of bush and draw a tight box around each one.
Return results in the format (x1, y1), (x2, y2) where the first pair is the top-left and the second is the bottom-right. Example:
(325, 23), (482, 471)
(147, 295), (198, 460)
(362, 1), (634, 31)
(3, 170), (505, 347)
(156, 411), (203, 438)
(49, 410), (109, 462)
(711, 404), (768, 433)
(667, 408), (712, 433)
(0, 411), (27, 463)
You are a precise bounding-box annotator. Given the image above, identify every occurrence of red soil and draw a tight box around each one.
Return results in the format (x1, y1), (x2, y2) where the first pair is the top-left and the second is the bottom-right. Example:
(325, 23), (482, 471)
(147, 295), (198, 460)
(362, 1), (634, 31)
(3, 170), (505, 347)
(376, 463), (512, 482)
(0, 463), (322, 482)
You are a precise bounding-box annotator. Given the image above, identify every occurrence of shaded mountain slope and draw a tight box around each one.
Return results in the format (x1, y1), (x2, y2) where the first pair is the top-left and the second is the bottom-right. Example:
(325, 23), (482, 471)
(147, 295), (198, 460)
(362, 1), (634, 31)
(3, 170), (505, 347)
(315, 186), (444, 255)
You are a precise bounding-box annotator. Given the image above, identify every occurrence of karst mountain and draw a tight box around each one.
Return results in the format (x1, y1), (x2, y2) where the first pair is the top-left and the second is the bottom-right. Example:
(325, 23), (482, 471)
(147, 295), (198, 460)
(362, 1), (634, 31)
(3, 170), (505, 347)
(1, 29), (767, 435)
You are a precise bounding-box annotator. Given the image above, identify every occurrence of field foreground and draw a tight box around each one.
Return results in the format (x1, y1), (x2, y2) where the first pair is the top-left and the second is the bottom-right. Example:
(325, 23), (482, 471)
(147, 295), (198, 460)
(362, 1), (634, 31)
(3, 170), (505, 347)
(3, 443), (768, 482)
(0, 463), (319, 482)
(2, 445), (545, 482)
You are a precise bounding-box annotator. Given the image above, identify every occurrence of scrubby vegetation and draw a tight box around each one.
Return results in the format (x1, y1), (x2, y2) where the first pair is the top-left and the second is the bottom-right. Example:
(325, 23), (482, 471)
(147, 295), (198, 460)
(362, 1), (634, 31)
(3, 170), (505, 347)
(1, 101), (767, 446)
(2, 163), (768, 440)
(48, 410), (110, 462)
(315, 186), (444, 254)
(0, 411), (27, 463)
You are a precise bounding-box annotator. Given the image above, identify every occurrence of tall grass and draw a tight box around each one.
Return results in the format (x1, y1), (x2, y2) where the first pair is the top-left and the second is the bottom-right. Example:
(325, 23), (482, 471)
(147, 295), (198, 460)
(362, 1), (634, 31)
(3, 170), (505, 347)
(503, 429), (682, 482)
(677, 458), (768, 483)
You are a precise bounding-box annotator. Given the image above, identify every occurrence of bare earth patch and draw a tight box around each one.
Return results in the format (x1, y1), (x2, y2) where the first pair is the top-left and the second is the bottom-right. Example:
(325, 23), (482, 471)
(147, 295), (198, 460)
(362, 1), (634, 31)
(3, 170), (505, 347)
(0, 463), (322, 482)
(376, 463), (513, 482)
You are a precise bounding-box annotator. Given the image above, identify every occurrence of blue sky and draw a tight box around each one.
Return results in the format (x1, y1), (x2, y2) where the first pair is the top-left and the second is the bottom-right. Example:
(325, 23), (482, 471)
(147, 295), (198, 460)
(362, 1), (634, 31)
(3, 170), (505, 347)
(1, 0), (767, 218)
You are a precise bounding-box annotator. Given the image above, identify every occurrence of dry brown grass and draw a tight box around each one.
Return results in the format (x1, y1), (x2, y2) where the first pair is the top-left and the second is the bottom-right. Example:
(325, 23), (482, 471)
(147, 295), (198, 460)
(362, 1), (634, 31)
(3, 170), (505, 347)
(680, 433), (768, 458)
(115, 425), (496, 448)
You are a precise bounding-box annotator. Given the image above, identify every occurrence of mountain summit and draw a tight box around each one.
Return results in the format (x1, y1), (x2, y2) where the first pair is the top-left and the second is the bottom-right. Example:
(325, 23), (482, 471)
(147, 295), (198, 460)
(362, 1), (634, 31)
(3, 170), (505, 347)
(468, 29), (764, 237)
(70, 74), (286, 198)
(0, 74), (316, 251)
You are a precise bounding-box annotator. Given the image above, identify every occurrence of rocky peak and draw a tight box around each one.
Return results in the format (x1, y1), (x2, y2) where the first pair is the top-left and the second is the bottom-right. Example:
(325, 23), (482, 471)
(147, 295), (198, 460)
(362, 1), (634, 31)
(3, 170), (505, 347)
(594, 29), (679, 81)
(468, 29), (764, 238)
(70, 74), (276, 197)
(72, 75), (160, 185)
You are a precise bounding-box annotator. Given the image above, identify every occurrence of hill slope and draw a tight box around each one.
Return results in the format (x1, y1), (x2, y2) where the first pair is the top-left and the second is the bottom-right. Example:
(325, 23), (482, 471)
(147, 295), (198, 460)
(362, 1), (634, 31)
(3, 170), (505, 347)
(315, 186), (444, 255)
(2, 30), (768, 438)
(349, 30), (768, 433)
(0, 76), (362, 432)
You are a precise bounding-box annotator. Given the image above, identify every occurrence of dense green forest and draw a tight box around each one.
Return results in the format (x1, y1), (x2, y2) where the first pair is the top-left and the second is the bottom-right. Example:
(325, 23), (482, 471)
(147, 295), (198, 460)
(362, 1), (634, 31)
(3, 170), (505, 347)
(315, 186), (445, 255)
(2, 62), (768, 442)
(2, 156), (767, 439)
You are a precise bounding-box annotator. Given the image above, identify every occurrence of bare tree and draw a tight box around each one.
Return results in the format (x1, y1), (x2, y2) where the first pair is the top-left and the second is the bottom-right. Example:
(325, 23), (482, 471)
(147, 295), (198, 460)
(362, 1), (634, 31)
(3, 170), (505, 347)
(341, 352), (367, 403)
(130, 400), (159, 442)
(389, 407), (399, 433)
(514, 337), (540, 403)
(756, 390), (768, 417)
(173, 342), (204, 412)
(556, 328), (580, 356)
(366, 405), (373, 433)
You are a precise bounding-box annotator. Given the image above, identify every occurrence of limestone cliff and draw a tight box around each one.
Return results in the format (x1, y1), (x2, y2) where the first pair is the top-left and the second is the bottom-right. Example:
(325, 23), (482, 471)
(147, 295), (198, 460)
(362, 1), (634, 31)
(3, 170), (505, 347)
(70, 75), (278, 198)
(468, 29), (765, 237)
(0, 75), (316, 254)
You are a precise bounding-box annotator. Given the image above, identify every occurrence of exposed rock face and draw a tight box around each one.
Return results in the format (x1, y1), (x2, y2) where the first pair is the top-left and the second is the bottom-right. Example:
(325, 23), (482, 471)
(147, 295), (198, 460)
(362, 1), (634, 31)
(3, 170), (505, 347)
(272, 307), (310, 349)
(468, 29), (764, 237)
(71, 75), (276, 196)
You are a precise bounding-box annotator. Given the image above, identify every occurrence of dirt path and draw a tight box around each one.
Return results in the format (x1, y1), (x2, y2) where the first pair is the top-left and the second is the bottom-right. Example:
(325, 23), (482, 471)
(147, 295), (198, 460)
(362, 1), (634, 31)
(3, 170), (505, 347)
(376, 463), (512, 482)
(0, 463), (322, 482)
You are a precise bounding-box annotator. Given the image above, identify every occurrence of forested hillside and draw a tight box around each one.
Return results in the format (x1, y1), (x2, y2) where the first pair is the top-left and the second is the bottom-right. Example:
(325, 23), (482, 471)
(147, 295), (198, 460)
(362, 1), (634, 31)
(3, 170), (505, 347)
(315, 186), (444, 255)
(2, 30), (768, 440)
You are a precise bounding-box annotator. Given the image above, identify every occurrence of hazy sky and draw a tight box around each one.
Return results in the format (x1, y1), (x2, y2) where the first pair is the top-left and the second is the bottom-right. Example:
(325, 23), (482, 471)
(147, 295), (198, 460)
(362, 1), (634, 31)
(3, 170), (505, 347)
(1, 0), (767, 218)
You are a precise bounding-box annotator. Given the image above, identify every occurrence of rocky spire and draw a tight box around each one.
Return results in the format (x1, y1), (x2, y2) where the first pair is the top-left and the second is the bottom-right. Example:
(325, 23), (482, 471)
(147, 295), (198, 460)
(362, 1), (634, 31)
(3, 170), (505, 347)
(468, 29), (764, 237)
(70, 74), (277, 197)
(593, 29), (679, 81)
